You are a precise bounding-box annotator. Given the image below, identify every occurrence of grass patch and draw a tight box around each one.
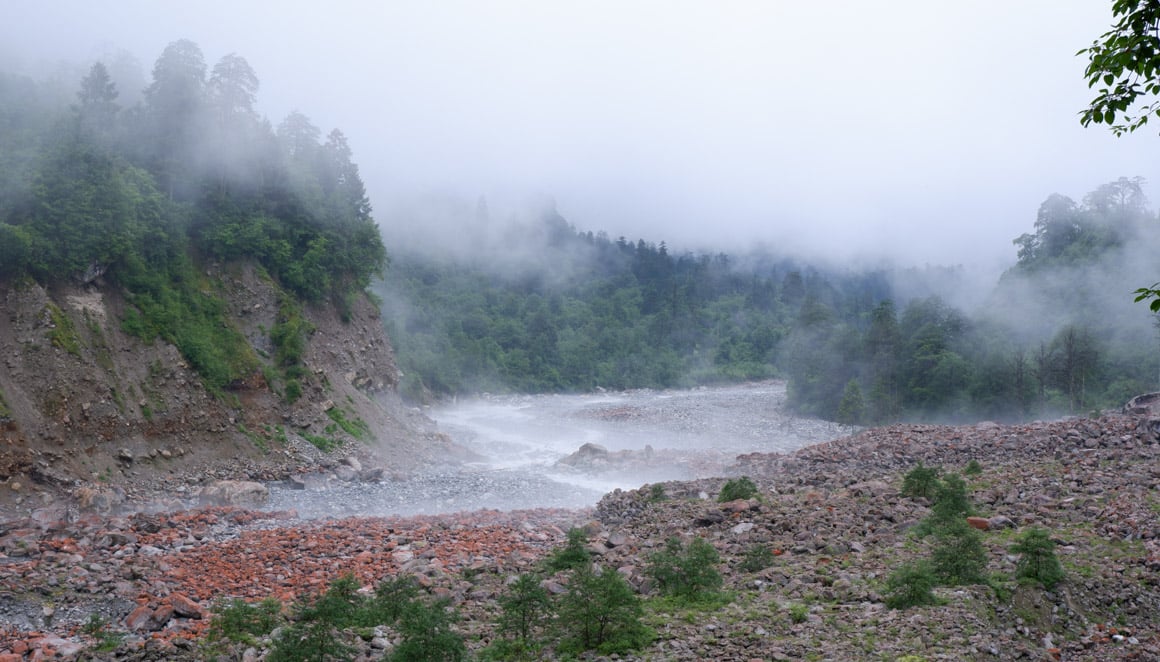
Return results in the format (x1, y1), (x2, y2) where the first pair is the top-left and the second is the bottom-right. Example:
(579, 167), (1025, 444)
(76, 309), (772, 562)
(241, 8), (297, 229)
(117, 253), (259, 393)
(326, 407), (371, 442)
(45, 302), (81, 356)
(302, 432), (342, 452)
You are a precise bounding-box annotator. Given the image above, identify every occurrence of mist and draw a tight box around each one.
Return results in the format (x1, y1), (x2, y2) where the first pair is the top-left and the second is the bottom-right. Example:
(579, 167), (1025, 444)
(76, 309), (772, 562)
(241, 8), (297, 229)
(5, 1), (1158, 269)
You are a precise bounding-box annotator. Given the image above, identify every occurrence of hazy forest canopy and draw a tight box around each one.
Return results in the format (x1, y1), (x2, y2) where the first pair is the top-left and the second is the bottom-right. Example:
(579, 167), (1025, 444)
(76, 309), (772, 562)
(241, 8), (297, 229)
(377, 183), (1160, 423)
(2, 38), (1159, 425)
(0, 40), (385, 388)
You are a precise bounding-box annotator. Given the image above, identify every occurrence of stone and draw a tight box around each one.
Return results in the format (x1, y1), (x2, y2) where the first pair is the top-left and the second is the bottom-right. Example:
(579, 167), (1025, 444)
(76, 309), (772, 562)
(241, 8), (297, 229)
(198, 480), (269, 508)
(966, 516), (991, 531)
(125, 604), (155, 631)
(170, 592), (204, 619)
(988, 515), (1016, 530)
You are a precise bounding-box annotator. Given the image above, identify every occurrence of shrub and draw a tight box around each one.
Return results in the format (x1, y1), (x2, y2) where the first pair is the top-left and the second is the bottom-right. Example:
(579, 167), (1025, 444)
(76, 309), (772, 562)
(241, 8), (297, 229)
(930, 518), (988, 586)
(207, 597), (282, 644)
(738, 544), (776, 573)
(365, 575), (422, 624)
(80, 614), (125, 652)
(884, 561), (939, 609)
(646, 536), (723, 601)
(900, 461), (942, 499)
(1011, 528), (1065, 590)
(267, 574), (365, 662)
(923, 472), (974, 533)
(544, 527), (591, 572)
(648, 483), (667, 502)
(556, 563), (652, 655)
(787, 602), (810, 623)
(963, 459), (983, 476)
(495, 573), (552, 653)
(284, 378), (302, 404)
(718, 476), (759, 502)
(388, 598), (467, 662)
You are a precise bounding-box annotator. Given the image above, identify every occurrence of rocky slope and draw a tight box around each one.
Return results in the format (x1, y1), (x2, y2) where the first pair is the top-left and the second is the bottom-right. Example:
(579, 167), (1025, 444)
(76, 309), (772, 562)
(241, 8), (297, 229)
(0, 264), (460, 519)
(2, 406), (1159, 660)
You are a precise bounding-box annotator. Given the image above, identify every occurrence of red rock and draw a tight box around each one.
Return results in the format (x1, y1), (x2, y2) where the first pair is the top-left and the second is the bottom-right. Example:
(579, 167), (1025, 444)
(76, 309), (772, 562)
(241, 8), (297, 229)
(169, 592), (204, 619)
(966, 516), (990, 531)
(124, 604), (154, 631)
(153, 604), (175, 626)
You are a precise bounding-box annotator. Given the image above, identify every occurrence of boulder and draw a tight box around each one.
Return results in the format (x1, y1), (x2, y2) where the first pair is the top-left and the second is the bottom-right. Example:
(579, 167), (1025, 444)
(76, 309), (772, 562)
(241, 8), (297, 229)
(198, 480), (269, 508)
(966, 516), (990, 531)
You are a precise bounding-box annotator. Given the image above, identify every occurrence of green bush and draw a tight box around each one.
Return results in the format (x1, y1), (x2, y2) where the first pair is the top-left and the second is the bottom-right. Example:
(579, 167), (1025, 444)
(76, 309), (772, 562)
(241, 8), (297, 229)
(786, 602), (810, 623)
(718, 476), (759, 502)
(884, 561), (939, 609)
(80, 614), (125, 653)
(928, 473), (974, 526)
(1011, 528), (1065, 590)
(963, 459), (983, 476)
(556, 563), (652, 655)
(388, 597), (467, 662)
(738, 544), (776, 573)
(646, 536), (723, 601)
(930, 518), (988, 586)
(648, 483), (667, 502)
(494, 573), (552, 655)
(364, 575), (424, 626)
(543, 528), (591, 572)
(900, 461), (942, 499)
(206, 597), (282, 645)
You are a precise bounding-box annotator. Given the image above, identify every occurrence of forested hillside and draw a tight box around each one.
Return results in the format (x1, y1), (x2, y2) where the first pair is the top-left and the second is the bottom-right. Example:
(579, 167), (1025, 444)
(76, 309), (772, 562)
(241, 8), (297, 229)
(0, 40), (385, 393)
(378, 180), (1160, 424)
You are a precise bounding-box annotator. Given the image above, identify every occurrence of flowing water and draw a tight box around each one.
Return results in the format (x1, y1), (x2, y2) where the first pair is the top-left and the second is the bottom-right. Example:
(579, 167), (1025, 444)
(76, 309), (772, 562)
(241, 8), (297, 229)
(266, 381), (850, 518)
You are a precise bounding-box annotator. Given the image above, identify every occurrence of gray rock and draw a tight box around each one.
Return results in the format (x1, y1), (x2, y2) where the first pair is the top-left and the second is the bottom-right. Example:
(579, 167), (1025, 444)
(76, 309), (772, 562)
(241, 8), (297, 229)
(198, 480), (269, 508)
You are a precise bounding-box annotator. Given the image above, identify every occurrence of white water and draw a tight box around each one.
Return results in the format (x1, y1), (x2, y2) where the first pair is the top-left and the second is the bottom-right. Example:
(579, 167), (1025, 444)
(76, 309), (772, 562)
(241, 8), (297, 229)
(267, 381), (850, 517)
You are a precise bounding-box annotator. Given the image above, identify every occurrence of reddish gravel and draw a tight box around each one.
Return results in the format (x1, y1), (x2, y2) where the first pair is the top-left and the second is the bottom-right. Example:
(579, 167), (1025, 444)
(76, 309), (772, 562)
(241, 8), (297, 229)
(0, 505), (586, 659)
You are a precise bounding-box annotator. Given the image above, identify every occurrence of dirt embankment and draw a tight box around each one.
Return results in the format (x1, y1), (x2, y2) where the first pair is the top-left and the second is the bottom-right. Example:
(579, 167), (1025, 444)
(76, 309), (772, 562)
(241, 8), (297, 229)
(0, 264), (459, 519)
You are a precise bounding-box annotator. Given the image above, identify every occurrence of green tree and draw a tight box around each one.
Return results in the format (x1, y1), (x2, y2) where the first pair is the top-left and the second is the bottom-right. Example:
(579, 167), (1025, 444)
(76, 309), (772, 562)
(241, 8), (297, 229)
(836, 379), (866, 425)
(496, 573), (552, 651)
(1079, 2), (1160, 309)
(142, 39), (207, 198)
(1080, 0), (1160, 135)
(900, 462), (942, 500)
(884, 561), (939, 609)
(930, 518), (988, 586)
(1011, 528), (1065, 590)
(75, 61), (120, 142)
(388, 598), (467, 662)
(556, 563), (652, 655)
(645, 536), (723, 600)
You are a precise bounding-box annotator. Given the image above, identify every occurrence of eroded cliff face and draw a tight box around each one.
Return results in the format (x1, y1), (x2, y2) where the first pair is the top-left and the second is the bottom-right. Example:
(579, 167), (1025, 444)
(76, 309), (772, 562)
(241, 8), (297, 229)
(0, 263), (455, 514)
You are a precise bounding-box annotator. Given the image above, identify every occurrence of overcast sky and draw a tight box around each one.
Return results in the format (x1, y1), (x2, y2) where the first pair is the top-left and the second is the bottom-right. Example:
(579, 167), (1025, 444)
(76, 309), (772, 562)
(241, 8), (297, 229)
(4, 1), (1156, 268)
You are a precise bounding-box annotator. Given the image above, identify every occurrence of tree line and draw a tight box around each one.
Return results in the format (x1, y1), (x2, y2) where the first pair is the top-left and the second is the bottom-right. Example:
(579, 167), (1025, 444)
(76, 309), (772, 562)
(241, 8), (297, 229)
(0, 40), (385, 389)
(380, 179), (1160, 424)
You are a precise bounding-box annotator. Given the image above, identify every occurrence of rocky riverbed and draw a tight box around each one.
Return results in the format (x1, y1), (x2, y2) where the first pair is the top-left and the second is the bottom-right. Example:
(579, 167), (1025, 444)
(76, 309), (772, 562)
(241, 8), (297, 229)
(2, 383), (1160, 660)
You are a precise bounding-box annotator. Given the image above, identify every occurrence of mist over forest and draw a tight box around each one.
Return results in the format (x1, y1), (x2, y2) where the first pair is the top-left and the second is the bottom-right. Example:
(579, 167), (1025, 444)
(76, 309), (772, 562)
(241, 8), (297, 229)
(1, 34), (1158, 428)
(375, 180), (1160, 425)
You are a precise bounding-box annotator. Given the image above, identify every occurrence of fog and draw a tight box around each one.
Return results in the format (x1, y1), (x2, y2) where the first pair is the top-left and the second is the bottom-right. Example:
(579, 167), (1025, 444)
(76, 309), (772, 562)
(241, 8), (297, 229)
(5, 1), (1157, 269)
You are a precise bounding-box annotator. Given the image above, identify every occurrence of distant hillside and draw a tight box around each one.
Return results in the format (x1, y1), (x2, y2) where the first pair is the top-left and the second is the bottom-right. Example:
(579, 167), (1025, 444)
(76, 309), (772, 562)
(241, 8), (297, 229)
(377, 181), (1160, 424)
